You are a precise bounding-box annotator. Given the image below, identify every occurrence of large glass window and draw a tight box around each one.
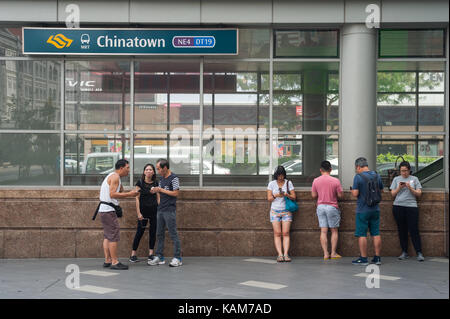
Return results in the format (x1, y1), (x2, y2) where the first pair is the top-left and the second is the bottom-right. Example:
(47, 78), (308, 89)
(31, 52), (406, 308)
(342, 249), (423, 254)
(377, 62), (445, 133)
(222, 29), (270, 59)
(134, 60), (200, 132)
(0, 60), (61, 129)
(0, 27), (347, 188)
(133, 133), (200, 187)
(275, 134), (339, 187)
(64, 134), (130, 186)
(379, 29), (445, 58)
(271, 62), (339, 132)
(65, 61), (130, 131)
(0, 27), (24, 57)
(203, 61), (270, 186)
(376, 60), (446, 188)
(377, 134), (444, 188)
(0, 133), (60, 185)
(275, 30), (339, 58)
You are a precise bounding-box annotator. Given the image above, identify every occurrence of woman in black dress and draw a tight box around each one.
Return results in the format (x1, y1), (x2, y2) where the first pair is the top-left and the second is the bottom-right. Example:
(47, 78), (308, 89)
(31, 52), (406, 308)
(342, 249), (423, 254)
(129, 163), (159, 262)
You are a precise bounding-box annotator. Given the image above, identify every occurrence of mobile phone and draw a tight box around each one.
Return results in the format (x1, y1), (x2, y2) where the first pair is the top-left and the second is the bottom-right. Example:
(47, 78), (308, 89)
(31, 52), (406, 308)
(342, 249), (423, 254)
(399, 182), (406, 186)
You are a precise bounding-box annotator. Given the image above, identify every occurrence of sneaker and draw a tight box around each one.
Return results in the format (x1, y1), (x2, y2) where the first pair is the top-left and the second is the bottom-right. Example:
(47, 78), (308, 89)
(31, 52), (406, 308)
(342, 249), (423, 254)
(371, 256), (382, 265)
(352, 257), (369, 266)
(169, 258), (183, 267)
(148, 256), (165, 266)
(103, 262), (111, 268)
(129, 256), (139, 263)
(148, 255), (155, 262)
(398, 252), (409, 260)
(110, 262), (129, 270)
(417, 252), (425, 262)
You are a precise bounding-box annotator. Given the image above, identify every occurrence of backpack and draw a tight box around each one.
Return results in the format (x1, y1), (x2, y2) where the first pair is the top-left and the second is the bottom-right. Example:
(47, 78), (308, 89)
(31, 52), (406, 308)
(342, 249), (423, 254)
(358, 172), (381, 207)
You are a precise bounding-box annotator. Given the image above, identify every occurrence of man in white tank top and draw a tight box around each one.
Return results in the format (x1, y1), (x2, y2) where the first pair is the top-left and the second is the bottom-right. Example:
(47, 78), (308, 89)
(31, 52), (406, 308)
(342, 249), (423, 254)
(99, 159), (139, 270)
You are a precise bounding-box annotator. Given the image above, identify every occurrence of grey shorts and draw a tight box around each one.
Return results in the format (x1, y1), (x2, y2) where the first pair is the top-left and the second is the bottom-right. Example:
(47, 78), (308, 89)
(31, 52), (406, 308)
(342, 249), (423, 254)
(100, 211), (120, 242)
(316, 205), (341, 228)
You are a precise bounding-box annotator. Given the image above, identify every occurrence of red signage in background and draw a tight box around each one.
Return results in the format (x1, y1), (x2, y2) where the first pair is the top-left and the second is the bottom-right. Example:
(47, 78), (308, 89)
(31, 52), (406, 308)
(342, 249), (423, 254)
(296, 105), (302, 116)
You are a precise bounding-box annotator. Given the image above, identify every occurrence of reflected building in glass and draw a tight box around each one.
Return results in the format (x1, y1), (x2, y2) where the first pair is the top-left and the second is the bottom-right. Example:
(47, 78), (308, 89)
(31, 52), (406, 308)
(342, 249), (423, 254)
(0, 1), (448, 191)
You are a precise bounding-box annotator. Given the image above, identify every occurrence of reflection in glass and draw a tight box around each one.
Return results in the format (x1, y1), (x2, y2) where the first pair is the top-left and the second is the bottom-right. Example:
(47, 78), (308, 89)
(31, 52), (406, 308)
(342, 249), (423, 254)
(275, 30), (339, 58)
(65, 61), (130, 130)
(0, 28), (24, 57)
(222, 29), (270, 59)
(202, 133), (271, 187)
(275, 135), (339, 187)
(64, 134), (130, 186)
(272, 62), (339, 132)
(134, 61), (200, 131)
(377, 72), (416, 92)
(419, 94), (445, 132)
(203, 62), (269, 134)
(376, 66), (446, 133)
(0, 133), (60, 185)
(379, 29), (445, 58)
(376, 135), (444, 188)
(0, 60), (61, 129)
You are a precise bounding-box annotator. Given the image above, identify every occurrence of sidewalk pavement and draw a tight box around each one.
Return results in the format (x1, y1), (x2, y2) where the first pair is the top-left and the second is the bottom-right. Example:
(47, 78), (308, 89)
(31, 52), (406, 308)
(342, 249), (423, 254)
(0, 257), (448, 299)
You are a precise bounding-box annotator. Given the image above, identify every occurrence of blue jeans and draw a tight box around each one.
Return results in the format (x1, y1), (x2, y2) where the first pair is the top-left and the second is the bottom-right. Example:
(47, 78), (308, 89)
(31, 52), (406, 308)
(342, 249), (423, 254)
(155, 209), (181, 259)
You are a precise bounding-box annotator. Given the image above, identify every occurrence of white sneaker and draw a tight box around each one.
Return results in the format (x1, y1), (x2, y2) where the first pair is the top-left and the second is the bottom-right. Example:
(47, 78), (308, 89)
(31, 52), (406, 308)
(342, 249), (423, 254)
(169, 258), (183, 267)
(417, 252), (425, 262)
(398, 252), (409, 260)
(147, 256), (165, 266)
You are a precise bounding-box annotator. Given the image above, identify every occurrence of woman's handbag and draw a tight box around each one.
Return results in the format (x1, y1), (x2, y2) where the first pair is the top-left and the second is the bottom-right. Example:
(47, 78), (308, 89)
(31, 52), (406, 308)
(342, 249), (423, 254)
(285, 180), (298, 213)
(387, 155), (405, 187)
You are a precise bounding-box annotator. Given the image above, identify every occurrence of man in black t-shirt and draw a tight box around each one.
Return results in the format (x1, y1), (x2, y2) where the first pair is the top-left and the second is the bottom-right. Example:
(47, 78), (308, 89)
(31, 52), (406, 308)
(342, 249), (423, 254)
(148, 158), (182, 267)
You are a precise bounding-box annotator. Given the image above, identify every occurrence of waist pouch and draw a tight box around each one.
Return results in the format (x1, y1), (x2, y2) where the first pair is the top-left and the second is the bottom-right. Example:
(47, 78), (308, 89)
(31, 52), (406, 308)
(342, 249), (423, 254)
(92, 201), (123, 220)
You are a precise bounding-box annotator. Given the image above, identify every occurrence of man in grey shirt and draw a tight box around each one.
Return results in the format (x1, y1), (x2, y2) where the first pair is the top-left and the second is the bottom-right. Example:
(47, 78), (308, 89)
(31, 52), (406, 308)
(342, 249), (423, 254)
(390, 161), (424, 261)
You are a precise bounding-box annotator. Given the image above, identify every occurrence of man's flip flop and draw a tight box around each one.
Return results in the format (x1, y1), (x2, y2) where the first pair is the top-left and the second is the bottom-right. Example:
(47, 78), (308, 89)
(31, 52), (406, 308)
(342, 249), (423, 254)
(330, 254), (342, 259)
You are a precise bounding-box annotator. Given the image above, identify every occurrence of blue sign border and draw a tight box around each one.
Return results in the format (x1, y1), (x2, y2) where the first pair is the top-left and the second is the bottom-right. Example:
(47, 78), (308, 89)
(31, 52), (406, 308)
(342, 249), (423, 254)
(22, 28), (239, 55)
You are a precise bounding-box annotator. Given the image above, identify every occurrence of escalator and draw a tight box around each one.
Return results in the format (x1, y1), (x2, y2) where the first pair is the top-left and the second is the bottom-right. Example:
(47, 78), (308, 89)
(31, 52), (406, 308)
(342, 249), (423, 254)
(413, 157), (444, 188)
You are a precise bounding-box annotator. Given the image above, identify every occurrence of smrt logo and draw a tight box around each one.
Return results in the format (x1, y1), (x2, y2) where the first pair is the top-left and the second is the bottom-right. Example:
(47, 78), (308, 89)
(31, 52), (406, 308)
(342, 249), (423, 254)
(47, 34), (73, 49)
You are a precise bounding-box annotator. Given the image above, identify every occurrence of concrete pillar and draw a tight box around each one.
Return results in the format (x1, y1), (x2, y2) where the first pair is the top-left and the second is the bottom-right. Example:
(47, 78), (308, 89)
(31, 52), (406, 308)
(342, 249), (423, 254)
(341, 24), (377, 188)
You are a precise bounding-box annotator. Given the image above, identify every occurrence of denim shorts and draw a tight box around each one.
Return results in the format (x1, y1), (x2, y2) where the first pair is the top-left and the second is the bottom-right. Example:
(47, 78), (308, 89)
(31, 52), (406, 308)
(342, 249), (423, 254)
(316, 204), (341, 228)
(270, 209), (293, 222)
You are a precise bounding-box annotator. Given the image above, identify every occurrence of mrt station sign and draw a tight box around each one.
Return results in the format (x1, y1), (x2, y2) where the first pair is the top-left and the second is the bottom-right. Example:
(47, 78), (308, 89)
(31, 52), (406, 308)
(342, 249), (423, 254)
(22, 28), (238, 55)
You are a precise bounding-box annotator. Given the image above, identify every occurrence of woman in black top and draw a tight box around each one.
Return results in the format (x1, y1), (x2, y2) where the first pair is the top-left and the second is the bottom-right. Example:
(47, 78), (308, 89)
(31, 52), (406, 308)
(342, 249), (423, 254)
(129, 163), (159, 263)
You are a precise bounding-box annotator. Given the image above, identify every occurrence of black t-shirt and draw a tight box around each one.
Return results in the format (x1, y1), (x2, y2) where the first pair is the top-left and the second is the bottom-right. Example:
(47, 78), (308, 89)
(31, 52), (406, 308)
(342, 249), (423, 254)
(158, 173), (180, 211)
(135, 179), (158, 217)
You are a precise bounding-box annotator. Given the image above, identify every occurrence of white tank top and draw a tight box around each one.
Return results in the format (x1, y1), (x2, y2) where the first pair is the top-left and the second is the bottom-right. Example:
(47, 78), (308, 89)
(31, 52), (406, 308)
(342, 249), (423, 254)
(99, 172), (121, 212)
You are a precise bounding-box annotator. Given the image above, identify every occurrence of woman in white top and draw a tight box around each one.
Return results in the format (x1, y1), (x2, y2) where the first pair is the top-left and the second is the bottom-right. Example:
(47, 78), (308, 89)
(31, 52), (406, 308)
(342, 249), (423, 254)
(267, 166), (296, 262)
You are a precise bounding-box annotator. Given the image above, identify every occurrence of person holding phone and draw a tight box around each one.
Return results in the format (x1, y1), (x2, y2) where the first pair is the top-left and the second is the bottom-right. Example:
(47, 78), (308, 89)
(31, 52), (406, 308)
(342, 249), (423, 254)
(267, 166), (296, 262)
(390, 161), (424, 261)
(129, 163), (160, 263)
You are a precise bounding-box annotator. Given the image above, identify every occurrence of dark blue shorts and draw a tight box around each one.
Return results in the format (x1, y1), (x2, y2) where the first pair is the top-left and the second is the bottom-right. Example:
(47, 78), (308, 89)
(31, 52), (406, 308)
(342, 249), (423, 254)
(355, 211), (380, 237)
